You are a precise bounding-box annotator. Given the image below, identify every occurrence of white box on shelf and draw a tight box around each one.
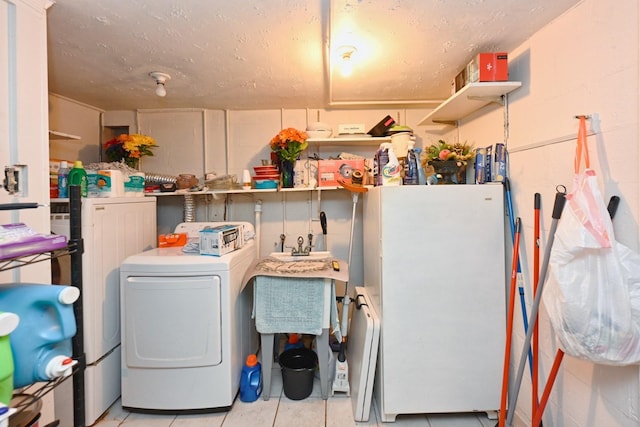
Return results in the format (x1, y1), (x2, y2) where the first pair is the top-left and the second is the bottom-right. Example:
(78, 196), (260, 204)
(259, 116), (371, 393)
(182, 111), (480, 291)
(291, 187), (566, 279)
(199, 225), (244, 256)
(338, 123), (365, 135)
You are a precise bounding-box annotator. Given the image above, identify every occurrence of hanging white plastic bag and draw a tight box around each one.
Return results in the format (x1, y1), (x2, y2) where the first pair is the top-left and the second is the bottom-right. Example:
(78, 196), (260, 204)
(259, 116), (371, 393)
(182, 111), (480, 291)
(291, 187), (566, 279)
(543, 116), (640, 365)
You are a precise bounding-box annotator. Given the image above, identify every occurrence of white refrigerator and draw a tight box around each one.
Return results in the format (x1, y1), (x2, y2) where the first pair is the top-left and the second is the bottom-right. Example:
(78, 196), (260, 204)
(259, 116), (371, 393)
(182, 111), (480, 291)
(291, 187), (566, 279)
(362, 184), (505, 422)
(52, 197), (157, 426)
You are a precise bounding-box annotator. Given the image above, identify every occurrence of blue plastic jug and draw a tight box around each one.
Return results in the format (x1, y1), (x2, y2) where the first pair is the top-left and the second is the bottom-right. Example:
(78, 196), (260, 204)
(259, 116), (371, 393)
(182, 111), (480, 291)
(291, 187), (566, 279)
(284, 334), (304, 352)
(0, 284), (79, 388)
(0, 312), (19, 405)
(239, 354), (262, 402)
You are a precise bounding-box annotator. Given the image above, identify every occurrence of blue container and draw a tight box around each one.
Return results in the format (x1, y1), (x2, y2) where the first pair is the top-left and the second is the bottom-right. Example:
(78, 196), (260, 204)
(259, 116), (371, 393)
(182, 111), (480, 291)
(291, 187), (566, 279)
(0, 284), (79, 388)
(239, 354), (262, 402)
(284, 334), (304, 352)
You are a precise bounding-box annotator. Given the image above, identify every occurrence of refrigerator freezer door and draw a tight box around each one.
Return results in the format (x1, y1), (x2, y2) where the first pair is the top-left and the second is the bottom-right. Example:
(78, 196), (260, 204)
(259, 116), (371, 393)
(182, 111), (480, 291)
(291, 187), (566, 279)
(363, 185), (505, 421)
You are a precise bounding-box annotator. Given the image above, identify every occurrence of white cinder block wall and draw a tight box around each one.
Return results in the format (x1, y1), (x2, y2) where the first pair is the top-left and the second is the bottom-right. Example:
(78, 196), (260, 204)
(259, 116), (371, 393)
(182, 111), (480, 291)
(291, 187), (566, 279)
(48, 0), (639, 424)
(450, 0), (640, 425)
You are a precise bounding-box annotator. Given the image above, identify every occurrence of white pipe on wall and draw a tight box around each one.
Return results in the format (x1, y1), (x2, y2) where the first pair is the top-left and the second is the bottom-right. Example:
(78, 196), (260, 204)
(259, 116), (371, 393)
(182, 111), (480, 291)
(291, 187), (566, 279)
(254, 199), (263, 258)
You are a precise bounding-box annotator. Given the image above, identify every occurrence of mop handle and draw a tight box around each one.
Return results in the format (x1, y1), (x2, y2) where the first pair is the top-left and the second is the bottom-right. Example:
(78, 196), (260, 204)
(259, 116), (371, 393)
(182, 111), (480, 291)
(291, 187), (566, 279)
(506, 190), (566, 427)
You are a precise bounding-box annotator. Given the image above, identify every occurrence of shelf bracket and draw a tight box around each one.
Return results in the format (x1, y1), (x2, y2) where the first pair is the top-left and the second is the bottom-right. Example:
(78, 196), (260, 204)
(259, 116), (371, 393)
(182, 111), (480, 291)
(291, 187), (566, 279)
(431, 119), (458, 126)
(467, 95), (505, 106)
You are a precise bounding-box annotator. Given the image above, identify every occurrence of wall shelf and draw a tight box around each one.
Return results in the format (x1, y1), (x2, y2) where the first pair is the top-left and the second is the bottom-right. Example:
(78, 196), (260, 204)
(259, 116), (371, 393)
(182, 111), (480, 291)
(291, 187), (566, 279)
(418, 81), (522, 127)
(146, 185), (368, 197)
(307, 136), (390, 146)
(49, 130), (81, 140)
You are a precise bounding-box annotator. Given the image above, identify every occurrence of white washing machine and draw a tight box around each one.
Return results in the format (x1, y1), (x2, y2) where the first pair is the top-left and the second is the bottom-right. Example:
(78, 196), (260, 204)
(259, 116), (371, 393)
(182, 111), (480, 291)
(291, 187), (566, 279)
(119, 222), (258, 412)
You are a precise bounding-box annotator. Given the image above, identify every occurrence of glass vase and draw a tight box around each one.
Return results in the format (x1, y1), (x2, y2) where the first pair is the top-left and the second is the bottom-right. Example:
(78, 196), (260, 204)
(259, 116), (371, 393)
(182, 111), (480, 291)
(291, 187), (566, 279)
(280, 159), (295, 188)
(125, 157), (140, 170)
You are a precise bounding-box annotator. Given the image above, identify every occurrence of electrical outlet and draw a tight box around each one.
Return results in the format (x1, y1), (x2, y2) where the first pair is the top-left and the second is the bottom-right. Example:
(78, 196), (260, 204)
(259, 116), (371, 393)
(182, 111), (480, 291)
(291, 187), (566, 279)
(3, 165), (28, 196)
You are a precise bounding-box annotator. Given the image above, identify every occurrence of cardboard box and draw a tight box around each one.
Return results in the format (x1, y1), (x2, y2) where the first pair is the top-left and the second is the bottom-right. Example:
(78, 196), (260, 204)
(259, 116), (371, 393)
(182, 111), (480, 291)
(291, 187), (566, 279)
(466, 52), (508, 83)
(293, 159), (318, 188)
(474, 147), (487, 184)
(493, 143), (507, 182)
(317, 159), (365, 188)
(454, 67), (467, 93)
(199, 224), (243, 256)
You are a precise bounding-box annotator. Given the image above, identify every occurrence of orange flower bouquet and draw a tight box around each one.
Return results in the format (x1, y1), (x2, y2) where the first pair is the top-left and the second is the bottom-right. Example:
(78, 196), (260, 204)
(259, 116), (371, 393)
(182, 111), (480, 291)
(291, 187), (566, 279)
(104, 133), (157, 168)
(269, 128), (308, 162)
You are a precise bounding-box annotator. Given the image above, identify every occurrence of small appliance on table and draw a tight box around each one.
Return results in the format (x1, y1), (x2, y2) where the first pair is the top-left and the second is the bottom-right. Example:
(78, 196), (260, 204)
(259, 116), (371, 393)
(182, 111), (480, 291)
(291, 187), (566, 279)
(119, 222), (258, 412)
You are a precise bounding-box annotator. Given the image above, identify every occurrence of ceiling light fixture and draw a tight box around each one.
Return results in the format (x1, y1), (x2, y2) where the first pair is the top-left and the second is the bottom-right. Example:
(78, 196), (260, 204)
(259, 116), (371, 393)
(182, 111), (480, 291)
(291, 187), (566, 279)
(337, 45), (357, 77)
(149, 71), (171, 97)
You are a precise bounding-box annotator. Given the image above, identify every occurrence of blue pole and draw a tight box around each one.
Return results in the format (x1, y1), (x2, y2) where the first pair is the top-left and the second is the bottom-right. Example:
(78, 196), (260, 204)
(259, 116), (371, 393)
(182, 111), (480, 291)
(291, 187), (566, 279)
(504, 178), (533, 376)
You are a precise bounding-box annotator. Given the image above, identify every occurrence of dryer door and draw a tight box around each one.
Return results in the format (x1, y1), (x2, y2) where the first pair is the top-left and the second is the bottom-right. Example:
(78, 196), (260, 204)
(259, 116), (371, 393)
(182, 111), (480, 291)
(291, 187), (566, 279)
(123, 274), (222, 368)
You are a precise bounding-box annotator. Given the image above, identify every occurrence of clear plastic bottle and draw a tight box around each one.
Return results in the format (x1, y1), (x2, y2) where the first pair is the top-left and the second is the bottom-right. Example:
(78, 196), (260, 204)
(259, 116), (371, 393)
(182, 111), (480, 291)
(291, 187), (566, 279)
(68, 160), (88, 197)
(414, 148), (428, 185)
(57, 161), (70, 198)
(239, 354), (262, 402)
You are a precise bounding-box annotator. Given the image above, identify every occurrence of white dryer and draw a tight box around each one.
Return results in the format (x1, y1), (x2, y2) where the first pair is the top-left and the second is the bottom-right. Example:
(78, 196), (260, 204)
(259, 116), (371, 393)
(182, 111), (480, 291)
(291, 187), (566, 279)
(119, 222), (258, 412)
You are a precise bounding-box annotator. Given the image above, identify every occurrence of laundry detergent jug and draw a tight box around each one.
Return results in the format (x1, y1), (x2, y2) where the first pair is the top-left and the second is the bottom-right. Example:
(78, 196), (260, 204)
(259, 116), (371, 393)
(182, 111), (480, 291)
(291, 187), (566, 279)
(240, 354), (262, 402)
(0, 284), (79, 388)
(0, 312), (19, 405)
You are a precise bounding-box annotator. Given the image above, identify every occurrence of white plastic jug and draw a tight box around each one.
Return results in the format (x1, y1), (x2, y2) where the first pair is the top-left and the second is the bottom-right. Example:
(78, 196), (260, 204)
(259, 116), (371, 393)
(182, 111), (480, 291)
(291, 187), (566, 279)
(390, 132), (415, 158)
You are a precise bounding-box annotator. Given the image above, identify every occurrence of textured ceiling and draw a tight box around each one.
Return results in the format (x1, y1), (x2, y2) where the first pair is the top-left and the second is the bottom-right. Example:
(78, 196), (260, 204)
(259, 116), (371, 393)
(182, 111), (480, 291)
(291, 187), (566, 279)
(46, 0), (580, 111)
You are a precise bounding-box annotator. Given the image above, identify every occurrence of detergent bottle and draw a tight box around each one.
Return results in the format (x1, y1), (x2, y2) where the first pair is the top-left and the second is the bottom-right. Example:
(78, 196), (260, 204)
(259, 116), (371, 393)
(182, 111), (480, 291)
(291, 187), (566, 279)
(0, 312), (19, 405)
(0, 404), (15, 427)
(57, 161), (70, 199)
(68, 160), (88, 197)
(284, 334), (304, 351)
(0, 284), (79, 388)
(403, 141), (419, 185)
(239, 354), (262, 402)
(381, 144), (402, 186)
(374, 143), (390, 187)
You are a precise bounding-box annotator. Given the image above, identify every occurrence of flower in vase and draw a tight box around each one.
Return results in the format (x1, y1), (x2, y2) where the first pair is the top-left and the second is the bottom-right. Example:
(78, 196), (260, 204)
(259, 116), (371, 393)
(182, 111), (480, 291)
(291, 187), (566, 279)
(269, 128), (308, 162)
(104, 133), (158, 167)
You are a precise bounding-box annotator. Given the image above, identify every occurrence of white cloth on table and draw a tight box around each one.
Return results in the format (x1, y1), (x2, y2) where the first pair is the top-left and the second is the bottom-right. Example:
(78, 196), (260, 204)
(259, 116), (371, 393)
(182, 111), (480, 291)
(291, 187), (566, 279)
(244, 256), (348, 339)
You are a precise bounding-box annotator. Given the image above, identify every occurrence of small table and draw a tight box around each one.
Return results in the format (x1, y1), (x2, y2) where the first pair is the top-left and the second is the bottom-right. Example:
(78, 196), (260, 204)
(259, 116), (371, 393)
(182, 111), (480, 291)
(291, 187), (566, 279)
(242, 256), (349, 400)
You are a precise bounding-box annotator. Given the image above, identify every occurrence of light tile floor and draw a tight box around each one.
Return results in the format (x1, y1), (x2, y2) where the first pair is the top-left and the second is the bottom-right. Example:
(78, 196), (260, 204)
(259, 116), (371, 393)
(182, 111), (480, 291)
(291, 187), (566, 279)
(93, 366), (498, 427)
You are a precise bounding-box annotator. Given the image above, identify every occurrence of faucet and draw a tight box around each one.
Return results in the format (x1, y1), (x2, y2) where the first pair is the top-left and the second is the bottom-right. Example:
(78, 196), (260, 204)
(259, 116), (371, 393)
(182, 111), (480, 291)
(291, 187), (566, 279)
(291, 235), (313, 256)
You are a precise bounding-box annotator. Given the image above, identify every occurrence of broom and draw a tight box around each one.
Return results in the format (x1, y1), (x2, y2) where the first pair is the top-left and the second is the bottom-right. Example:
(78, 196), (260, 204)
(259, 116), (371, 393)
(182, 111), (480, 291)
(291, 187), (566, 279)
(332, 179), (367, 395)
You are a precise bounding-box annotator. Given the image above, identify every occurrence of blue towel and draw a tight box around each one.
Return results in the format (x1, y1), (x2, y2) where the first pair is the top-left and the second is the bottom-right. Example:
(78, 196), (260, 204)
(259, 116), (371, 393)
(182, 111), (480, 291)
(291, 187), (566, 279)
(253, 276), (330, 335)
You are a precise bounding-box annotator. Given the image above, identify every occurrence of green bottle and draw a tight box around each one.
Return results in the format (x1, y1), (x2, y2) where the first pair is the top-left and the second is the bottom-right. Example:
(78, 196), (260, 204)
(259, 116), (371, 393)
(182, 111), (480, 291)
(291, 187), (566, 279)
(0, 311), (18, 405)
(68, 160), (88, 197)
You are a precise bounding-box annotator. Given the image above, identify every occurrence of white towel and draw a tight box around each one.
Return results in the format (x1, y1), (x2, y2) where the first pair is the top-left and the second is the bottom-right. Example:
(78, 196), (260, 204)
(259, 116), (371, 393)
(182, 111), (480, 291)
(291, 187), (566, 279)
(253, 276), (331, 335)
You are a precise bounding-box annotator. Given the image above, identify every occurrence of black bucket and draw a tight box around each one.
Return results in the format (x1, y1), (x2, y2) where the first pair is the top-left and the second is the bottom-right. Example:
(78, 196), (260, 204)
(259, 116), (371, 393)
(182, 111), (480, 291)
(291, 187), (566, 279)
(279, 348), (318, 400)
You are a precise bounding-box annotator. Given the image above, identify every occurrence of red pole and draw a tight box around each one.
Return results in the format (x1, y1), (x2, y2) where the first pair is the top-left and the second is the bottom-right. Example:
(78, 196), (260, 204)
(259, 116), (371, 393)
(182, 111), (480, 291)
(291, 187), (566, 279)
(533, 349), (564, 426)
(532, 194), (541, 426)
(499, 217), (522, 427)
